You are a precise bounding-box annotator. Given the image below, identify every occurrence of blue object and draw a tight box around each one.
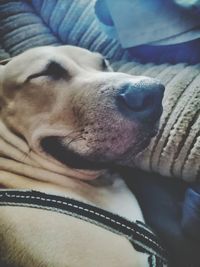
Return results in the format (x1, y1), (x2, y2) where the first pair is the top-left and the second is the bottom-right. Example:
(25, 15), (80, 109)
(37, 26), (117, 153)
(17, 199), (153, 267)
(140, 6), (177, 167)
(128, 39), (200, 64)
(95, 0), (200, 63)
(104, 0), (200, 47)
(94, 0), (116, 39)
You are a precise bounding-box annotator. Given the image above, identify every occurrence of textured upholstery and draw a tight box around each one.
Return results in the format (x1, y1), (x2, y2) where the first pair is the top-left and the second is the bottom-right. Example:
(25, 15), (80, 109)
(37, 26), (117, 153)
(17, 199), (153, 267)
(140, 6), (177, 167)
(0, 0), (127, 59)
(113, 61), (200, 181)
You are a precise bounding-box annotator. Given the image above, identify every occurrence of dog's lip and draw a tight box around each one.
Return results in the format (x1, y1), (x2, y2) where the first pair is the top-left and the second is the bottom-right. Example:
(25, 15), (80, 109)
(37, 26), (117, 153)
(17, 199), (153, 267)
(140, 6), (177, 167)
(40, 136), (113, 171)
(39, 119), (160, 171)
(71, 169), (105, 180)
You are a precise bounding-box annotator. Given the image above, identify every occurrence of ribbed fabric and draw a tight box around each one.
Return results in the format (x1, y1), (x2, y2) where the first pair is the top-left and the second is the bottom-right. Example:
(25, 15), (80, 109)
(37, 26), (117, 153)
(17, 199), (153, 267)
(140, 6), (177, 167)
(0, 0), (199, 181)
(0, 0), (126, 59)
(117, 61), (200, 182)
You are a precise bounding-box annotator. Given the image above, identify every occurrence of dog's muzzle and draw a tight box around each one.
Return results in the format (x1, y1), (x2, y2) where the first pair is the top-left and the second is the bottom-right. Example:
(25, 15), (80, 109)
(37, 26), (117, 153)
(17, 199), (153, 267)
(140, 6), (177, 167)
(40, 77), (165, 171)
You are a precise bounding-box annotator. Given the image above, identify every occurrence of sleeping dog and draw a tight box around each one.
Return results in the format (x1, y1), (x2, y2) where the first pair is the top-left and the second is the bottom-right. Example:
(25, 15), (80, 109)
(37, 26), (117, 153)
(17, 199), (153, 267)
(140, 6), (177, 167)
(0, 46), (165, 267)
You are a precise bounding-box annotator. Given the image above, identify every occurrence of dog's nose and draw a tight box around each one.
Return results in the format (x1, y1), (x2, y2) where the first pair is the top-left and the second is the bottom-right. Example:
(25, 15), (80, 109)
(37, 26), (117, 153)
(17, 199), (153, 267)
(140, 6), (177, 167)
(117, 79), (165, 122)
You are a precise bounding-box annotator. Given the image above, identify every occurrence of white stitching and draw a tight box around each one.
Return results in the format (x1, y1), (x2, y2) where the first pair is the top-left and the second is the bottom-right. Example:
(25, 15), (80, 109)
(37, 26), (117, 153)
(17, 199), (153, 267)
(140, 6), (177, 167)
(2, 193), (161, 249)
(0, 192), (163, 251)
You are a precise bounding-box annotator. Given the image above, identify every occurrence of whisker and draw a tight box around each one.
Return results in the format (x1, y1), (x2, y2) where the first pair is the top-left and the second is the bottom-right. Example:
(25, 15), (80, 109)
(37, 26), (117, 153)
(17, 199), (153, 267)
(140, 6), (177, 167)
(65, 135), (82, 148)
(20, 146), (32, 163)
(63, 129), (83, 139)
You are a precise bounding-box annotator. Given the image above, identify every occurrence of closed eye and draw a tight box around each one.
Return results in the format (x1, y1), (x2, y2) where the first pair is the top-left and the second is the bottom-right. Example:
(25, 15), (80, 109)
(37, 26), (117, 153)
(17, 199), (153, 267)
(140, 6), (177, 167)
(27, 61), (69, 81)
(102, 58), (112, 71)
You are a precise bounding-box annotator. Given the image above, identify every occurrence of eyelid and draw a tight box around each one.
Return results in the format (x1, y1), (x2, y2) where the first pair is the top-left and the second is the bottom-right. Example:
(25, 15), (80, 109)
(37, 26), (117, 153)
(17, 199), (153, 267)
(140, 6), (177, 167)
(26, 61), (69, 81)
(102, 58), (110, 69)
(102, 57), (112, 71)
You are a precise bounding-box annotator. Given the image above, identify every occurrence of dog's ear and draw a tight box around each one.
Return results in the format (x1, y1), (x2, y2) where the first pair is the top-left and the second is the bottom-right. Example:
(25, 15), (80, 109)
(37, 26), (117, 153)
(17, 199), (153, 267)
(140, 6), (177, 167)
(0, 65), (5, 85)
(0, 58), (11, 82)
(0, 65), (5, 83)
(0, 65), (5, 110)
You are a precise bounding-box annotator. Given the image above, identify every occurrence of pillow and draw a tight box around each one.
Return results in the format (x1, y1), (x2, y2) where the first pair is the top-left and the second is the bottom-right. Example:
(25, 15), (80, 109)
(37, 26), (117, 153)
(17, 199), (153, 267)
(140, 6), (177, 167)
(0, 0), (199, 182)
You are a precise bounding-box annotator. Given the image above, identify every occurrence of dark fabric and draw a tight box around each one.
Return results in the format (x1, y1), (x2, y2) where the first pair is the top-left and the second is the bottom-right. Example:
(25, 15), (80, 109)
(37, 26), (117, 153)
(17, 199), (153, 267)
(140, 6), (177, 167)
(123, 168), (200, 267)
(0, 190), (168, 266)
(182, 187), (200, 242)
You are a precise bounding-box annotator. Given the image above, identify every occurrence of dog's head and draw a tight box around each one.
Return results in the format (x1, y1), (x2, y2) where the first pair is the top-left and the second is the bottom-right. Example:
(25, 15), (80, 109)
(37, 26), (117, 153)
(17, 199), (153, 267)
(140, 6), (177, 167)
(0, 46), (164, 179)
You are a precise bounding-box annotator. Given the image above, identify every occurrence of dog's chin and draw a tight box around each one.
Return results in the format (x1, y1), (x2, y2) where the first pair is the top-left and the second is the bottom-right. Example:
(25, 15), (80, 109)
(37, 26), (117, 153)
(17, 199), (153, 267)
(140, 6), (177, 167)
(40, 129), (156, 171)
(40, 136), (113, 171)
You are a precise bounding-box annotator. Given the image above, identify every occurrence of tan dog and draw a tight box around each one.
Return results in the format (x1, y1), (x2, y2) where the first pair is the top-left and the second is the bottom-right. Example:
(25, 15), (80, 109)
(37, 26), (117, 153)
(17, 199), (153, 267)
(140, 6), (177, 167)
(0, 46), (165, 267)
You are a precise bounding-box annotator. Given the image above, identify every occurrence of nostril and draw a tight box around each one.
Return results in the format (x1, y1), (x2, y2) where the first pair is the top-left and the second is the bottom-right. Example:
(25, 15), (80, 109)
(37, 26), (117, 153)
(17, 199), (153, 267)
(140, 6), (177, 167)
(118, 91), (147, 111)
(118, 89), (157, 112)
(117, 81), (165, 121)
